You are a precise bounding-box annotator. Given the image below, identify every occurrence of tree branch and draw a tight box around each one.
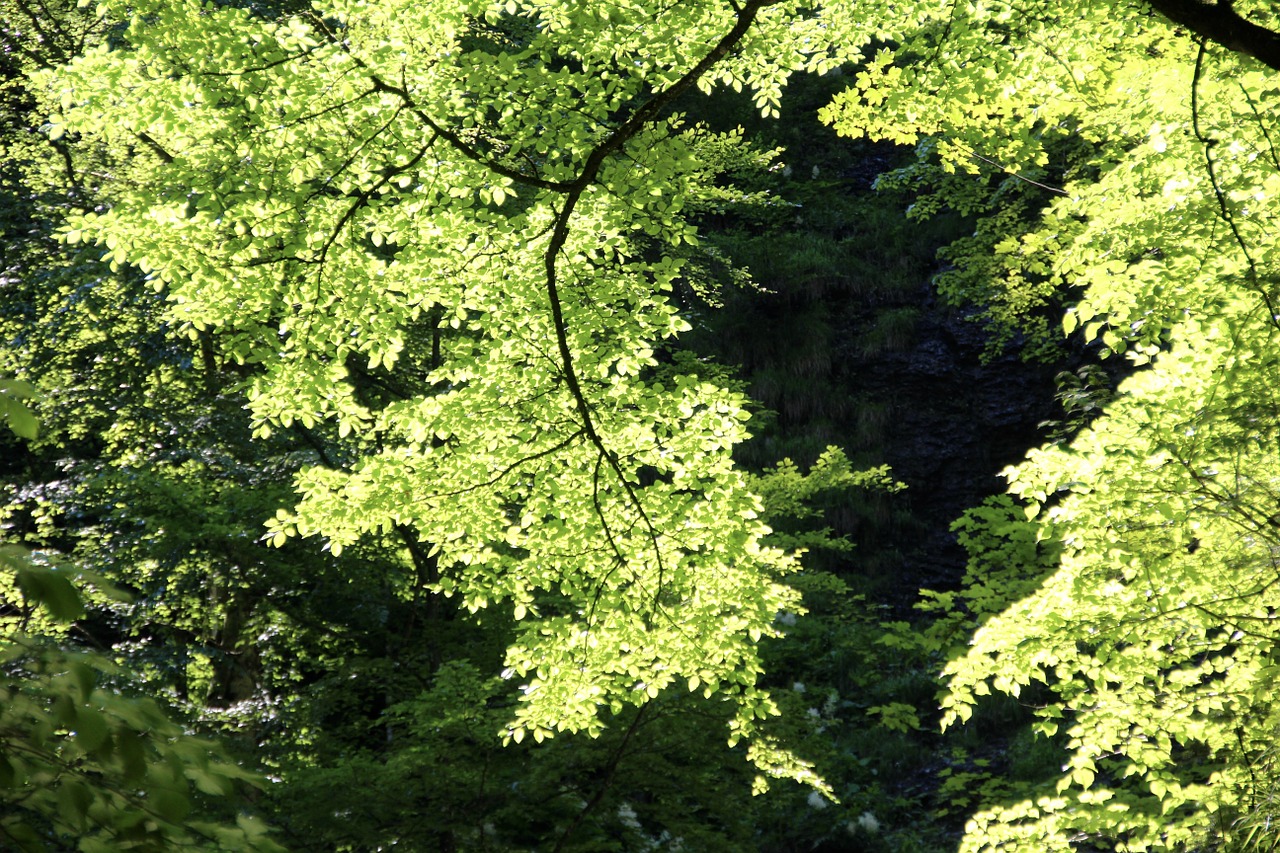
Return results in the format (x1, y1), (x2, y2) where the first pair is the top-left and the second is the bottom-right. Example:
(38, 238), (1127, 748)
(542, 0), (780, 612)
(1145, 0), (1280, 71)
(1190, 41), (1280, 332)
(550, 701), (652, 853)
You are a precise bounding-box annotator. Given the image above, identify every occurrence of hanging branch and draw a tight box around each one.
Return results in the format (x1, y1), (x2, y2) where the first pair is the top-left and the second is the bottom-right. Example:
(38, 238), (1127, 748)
(1146, 0), (1280, 72)
(1190, 41), (1280, 333)
(541, 0), (785, 609)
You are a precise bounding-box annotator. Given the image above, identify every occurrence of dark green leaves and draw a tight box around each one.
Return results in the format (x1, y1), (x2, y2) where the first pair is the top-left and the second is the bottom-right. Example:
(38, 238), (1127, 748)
(0, 545), (282, 850)
(13, 562), (84, 622)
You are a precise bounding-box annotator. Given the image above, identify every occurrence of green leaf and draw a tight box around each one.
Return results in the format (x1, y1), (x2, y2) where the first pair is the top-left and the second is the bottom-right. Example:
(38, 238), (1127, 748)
(16, 565), (84, 622)
(117, 729), (148, 783)
(57, 780), (94, 828)
(74, 706), (110, 755)
(71, 662), (97, 701)
(2, 399), (38, 440)
(1072, 766), (1095, 789)
(188, 767), (234, 796)
(150, 788), (191, 823)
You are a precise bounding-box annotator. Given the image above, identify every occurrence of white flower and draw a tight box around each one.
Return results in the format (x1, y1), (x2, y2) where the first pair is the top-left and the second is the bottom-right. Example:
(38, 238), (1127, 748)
(792, 681), (806, 693)
(617, 802), (641, 830)
(857, 811), (880, 833)
(806, 791), (828, 810)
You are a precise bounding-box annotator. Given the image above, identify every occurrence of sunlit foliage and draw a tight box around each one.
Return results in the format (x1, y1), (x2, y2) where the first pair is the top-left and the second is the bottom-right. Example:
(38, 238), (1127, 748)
(824, 1), (1280, 848)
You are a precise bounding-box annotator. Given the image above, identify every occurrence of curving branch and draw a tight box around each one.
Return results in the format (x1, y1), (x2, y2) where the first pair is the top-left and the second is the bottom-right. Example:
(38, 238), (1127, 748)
(1190, 41), (1280, 332)
(1145, 0), (1280, 71)
(363, 71), (577, 193)
(543, 0), (784, 606)
(550, 701), (652, 853)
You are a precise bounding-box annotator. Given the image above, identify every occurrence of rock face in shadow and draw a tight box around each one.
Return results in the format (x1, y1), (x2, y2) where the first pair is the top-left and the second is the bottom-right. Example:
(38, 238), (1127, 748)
(846, 284), (1060, 594)
(681, 132), (1068, 600)
(705, 261), (1065, 600)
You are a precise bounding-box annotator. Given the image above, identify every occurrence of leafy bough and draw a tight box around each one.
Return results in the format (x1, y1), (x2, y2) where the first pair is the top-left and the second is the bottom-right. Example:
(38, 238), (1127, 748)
(42, 0), (862, 791)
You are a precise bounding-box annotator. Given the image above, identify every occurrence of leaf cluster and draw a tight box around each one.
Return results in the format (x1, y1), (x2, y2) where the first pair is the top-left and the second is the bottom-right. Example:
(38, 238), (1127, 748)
(820, 1), (1280, 847)
(0, 546), (282, 851)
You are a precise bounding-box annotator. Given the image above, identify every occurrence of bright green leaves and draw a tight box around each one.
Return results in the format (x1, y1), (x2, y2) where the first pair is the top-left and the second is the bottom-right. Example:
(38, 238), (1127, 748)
(939, 342), (1280, 848)
(39, 0), (876, 791)
(823, 2), (1210, 362)
(0, 379), (38, 440)
(824, 1), (1280, 846)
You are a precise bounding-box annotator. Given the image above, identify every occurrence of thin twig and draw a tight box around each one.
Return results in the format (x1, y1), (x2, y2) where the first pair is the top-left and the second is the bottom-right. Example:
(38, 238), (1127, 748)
(550, 701), (652, 853)
(1190, 40), (1280, 332)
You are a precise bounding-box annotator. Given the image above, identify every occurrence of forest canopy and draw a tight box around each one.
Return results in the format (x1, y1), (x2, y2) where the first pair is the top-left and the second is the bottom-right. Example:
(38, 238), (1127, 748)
(4, 0), (1280, 849)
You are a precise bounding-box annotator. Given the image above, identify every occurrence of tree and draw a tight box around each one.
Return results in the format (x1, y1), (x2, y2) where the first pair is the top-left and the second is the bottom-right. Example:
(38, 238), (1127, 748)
(32, 0), (888, 791)
(40, 0), (1280, 846)
(7, 1), (947, 847)
(822, 0), (1280, 848)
